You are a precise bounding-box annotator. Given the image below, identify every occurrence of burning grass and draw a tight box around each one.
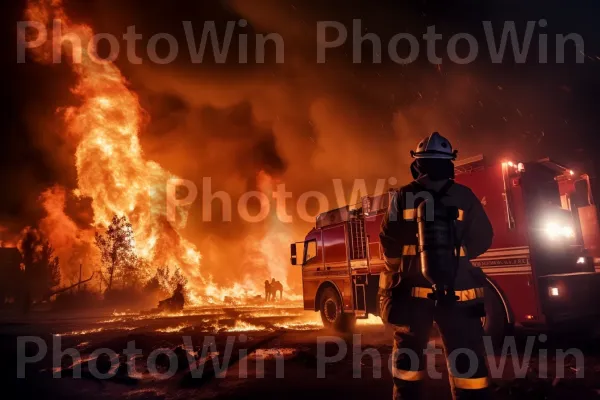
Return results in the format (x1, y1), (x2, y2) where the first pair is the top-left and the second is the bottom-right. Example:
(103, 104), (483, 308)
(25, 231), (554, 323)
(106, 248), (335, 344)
(225, 321), (268, 332)
(273, 321), (323, 331)
(56, 327), (104, 337)
(251, 348), (299, 360)
(57, 326), (136, 337)
(156, 324), (191, 333)
(51, 304), (382, 337)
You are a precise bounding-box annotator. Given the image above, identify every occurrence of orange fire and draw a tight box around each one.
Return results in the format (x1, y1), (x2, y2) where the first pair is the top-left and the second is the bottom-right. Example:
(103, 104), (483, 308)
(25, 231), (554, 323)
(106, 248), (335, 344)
(256, 171), (294, 290)
(24, 0), (300, 305)
(25, 0), (206, 300)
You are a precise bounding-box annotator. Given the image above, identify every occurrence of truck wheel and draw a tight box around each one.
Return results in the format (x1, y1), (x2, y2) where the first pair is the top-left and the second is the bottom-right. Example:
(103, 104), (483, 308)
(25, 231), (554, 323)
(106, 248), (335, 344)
(319, 287), (355, 332)
(482, 283), (510, 349)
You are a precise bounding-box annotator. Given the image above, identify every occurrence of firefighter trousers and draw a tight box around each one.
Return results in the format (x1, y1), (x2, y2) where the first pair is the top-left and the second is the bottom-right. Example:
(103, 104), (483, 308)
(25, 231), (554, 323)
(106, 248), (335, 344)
(382, 294), (490, 400)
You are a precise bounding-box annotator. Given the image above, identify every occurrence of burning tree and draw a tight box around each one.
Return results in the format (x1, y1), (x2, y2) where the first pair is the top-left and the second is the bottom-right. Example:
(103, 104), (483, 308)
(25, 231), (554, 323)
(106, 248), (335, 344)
(170, 268), (188, 289)
(94, 215), (139, 291)
(19, 229), (61, 300)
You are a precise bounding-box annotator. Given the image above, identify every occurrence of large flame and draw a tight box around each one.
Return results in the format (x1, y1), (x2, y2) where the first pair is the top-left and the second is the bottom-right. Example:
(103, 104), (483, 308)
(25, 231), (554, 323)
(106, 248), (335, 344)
(24, 0), (299, 305)
(25, 0), (204, 299)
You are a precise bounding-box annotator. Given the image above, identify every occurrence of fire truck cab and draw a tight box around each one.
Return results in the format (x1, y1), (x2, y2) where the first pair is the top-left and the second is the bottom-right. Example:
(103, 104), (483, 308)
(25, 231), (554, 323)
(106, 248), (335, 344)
(290, 155), (600, 339)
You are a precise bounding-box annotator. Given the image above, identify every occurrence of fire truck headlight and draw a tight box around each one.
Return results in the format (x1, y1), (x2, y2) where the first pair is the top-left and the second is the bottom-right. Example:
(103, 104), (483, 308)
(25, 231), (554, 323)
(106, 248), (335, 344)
(544, 222), (575, 240)
(549, 287), (560, 297)
(577, 256), (586, 264)
(544, 222), (559, 239)
(562, 226), (575, 238)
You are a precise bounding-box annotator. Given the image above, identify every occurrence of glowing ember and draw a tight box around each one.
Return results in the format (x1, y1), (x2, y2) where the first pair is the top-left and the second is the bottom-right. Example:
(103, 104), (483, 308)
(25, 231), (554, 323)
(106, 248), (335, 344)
(98, 309), (227, 324)
(356, 315), (383, 326)
(56, 327), (104, 336)
(245, 310), (303, 318)
(221, 321), (269, 332)
(51, 355), (97, 374)
(197, 352), (220, 365)
(112, 311), (138, 317)
(156, 324), (191, 333)
(98, 317), (126, 324)
(273, 321), (323, 331)
(57, 326), (136, 336)
(251, 348), (299, 359)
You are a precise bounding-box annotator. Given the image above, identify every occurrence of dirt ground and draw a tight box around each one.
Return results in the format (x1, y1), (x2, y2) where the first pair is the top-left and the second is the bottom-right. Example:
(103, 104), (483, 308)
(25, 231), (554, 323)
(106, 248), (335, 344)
(2, 304), (600, 400)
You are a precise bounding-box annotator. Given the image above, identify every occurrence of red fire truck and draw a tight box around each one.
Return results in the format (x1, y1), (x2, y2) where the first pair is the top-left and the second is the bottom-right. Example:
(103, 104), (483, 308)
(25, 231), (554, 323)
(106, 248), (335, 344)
(290, 155), (600, 340)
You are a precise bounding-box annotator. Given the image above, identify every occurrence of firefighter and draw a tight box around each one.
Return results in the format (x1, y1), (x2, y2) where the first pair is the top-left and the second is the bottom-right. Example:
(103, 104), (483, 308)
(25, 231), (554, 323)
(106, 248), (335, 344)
(265, 279), (271, 302)
(270, 278), (283, 301)
(379, 132), (493, 400)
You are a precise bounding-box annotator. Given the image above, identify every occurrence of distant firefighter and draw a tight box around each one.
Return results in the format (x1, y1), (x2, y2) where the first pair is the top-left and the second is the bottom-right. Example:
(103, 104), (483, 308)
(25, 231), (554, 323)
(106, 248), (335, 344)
(270, 278), (283, 301)
(264, 280), (271, 302)
(158, 283), (185, 312)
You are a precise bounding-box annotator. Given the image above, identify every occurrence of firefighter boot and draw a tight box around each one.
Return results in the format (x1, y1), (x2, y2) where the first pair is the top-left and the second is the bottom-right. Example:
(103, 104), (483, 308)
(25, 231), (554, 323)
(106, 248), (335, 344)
(390, 312), (433, 400)
(435, 304), (490, 400)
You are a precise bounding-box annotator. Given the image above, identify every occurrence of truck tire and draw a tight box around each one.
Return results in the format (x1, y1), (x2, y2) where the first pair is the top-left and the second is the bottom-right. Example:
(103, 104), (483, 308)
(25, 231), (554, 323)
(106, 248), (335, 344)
(319, 287), (356, 332)
(482, 283), (510, 349)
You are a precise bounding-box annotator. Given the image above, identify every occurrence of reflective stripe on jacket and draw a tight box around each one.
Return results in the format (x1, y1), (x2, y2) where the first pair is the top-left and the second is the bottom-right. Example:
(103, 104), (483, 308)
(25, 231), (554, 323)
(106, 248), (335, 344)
(379, 178), (493, 291)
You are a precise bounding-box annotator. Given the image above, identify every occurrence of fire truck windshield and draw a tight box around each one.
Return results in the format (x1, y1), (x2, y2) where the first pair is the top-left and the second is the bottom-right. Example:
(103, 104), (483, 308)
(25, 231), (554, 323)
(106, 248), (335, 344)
(303, 240), (317, 264)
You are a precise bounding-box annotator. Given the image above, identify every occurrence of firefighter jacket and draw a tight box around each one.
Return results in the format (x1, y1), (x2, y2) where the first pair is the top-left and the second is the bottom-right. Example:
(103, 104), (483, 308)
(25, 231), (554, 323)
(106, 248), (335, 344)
(379, 178), (493, 294)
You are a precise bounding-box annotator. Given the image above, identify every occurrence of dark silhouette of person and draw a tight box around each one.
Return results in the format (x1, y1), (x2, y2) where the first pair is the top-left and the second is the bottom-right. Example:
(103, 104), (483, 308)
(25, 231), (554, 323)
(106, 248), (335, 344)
(264, 280), (271, 302)
(270, 278), (283, 301)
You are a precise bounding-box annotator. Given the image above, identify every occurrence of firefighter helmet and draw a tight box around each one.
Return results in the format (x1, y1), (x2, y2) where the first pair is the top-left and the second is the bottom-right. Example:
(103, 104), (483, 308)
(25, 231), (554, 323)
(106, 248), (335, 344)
(410, 132), (457, 160)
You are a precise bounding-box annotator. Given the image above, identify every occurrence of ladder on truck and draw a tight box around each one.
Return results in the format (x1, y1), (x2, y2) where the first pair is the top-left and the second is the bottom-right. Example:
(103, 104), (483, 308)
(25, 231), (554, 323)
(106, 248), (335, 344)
(348, 219), (367, 260)
(348, 217), (369, 318)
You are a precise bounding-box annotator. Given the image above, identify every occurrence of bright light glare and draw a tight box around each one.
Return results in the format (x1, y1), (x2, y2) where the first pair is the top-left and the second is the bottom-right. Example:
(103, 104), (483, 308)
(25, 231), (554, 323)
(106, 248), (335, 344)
(569, 170), (575, 176)
(577, 257), (586, 264)
(507, 161), (514, 167)
(561, 226), (575, 238)
(550, 287), (560, 297)
(544, 222), (575, 240)
(545, 222), (560, 239)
